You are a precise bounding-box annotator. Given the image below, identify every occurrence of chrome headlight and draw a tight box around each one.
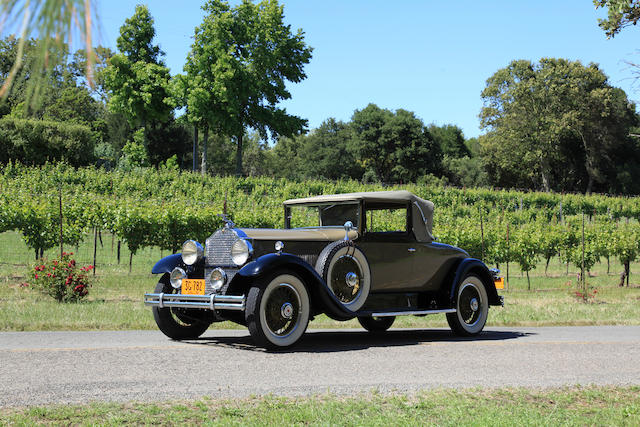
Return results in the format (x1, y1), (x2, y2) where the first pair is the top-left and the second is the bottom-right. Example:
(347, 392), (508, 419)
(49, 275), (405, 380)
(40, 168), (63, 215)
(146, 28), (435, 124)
(169, 267), (186, 289)
(181, 240), (203, 265)
(231, 238), (253, 266)
(209, 268), (227, 291)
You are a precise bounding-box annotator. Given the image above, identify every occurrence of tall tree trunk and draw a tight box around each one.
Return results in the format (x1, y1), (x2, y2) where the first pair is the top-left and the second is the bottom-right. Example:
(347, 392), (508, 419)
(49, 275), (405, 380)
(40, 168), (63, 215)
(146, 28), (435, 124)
(193, 125), (198, 172)
(540, 165), (551, 193)
(236, 132), (243, 176)
(578, 131), (596, 195)
(201, 125), (208, 176)
(586, 175), (594, 195)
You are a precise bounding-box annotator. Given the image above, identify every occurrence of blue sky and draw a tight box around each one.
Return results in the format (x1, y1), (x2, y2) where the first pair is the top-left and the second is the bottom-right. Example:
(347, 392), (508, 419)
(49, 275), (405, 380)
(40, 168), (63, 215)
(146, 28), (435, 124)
(97, 0), (640, 139)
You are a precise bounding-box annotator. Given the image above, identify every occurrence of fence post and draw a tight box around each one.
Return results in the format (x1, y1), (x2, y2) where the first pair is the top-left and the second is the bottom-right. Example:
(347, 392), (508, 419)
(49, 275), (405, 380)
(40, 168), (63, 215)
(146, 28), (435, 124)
(581, 212), (585, 292)
(93, 227), (98, 276)
(480, 212), (485, 261)
(58, 185), (63, 259)
(506, 222), (510, 290)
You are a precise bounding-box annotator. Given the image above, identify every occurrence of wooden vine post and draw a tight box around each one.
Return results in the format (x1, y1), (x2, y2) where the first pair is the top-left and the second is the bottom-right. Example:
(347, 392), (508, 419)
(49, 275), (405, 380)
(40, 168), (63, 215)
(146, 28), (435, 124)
(58, 185), (63, 259)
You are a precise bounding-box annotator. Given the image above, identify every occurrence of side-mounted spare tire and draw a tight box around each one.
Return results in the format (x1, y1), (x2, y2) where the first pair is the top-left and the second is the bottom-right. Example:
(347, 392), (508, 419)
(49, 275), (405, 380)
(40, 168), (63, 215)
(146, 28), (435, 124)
(315, 240), (371, 312)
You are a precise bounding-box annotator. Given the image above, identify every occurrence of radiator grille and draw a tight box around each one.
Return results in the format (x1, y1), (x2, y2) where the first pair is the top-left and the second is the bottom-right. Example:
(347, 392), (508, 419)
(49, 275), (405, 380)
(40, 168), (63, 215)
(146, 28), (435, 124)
(205, 228), (238, 267)
(205, 228), (241, 294)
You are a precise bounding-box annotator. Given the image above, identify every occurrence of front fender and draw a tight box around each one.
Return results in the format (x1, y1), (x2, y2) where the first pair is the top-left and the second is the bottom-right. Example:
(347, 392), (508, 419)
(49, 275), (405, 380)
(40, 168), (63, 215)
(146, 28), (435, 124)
(449, 258), (501, 306)
(232, 253), (356, 321)
(151, 254), (182, 274)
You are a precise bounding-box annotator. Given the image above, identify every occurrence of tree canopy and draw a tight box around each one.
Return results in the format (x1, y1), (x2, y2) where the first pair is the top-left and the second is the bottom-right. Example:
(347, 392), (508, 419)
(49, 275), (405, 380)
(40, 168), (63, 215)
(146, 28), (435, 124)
(594, 0), (640, 37)
(103, 5), (172, 131)
(184, 0), (313, 175)
(480, 58), (638, 193)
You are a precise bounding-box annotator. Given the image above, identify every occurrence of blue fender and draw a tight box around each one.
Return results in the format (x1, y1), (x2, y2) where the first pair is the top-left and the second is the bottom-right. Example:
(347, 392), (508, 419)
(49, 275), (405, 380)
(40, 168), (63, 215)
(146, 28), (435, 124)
(233, 253), (357, 321)
(449, 258), (501, 306)
(151, 254), (182, 274)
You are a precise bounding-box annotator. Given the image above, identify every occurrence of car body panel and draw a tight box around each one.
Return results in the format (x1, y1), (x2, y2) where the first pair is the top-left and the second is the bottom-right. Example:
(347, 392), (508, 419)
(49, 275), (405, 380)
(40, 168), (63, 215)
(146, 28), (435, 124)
(151, 253), (182, 274)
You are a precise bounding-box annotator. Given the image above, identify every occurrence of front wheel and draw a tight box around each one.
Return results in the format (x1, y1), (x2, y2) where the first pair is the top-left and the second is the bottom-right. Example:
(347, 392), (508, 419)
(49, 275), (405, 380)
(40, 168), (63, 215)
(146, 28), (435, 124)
(152, 277), (210, 340)
(447, 274), (489, 336)
(358, 316), (395, 332)
(245, 271), (310, 349)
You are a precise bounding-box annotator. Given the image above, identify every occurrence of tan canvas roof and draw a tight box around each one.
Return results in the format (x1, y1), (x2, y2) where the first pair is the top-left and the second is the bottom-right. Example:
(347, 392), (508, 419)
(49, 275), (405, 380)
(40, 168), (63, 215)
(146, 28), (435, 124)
(284, 190), (434, 242)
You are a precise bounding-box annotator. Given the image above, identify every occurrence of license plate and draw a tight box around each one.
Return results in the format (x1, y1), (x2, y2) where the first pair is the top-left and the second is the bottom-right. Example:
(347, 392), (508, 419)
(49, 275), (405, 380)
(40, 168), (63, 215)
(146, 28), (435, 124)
(494, 277), (505, 290)
(182, 279), (205, 295)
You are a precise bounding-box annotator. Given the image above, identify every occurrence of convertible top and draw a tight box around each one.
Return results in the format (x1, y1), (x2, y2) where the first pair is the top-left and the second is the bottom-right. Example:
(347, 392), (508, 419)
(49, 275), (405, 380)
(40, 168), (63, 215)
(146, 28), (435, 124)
(284, 190), (434, 242)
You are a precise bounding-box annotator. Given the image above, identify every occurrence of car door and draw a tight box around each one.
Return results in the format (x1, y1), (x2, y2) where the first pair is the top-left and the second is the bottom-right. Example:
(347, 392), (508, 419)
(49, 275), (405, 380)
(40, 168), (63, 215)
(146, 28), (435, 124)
(357, 203), (424, 292)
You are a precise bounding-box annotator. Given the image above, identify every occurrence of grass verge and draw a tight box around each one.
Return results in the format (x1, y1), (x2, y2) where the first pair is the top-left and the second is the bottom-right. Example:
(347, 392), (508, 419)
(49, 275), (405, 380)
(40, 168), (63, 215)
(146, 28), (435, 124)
(2, 231), (640, 331)
(1, 386), (639, 425)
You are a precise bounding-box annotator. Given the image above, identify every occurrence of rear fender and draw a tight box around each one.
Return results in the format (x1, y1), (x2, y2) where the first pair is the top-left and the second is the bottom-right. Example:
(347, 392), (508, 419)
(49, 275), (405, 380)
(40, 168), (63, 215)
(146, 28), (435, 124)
(230, 253), (356, 321)
(449, 258), (501, 306)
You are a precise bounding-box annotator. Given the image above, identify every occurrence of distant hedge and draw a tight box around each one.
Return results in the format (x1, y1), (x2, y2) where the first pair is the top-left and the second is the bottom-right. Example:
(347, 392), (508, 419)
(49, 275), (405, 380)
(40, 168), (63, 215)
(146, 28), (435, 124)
(0, 117), (95, 166)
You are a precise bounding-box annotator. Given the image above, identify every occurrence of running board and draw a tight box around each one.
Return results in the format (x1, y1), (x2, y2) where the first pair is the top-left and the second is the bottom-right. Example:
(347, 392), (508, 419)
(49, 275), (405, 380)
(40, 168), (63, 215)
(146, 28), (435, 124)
(369, 308), (456, 317)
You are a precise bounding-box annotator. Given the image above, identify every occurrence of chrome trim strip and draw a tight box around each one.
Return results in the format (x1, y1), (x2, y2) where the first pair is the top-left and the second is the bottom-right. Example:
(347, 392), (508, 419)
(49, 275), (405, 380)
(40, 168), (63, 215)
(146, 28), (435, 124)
(144, 293), (245, 311)
(369, 308), (456, 317)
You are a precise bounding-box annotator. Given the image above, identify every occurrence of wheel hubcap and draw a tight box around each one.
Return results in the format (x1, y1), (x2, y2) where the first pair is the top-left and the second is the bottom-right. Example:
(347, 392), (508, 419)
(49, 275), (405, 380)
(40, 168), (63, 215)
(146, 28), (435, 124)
(281, 302), (293, 319)
(470, 298), (479, 312)
(345, 272), (359, 288)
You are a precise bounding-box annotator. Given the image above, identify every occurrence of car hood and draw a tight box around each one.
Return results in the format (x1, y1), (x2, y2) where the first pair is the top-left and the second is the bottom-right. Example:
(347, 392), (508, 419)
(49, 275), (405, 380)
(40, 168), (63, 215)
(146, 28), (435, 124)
(239, 227), (358, 241)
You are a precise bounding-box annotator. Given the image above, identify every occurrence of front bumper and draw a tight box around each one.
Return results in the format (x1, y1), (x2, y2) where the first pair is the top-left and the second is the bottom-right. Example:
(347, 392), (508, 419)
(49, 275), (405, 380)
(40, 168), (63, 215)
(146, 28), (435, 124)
(144, 293), (245, 311)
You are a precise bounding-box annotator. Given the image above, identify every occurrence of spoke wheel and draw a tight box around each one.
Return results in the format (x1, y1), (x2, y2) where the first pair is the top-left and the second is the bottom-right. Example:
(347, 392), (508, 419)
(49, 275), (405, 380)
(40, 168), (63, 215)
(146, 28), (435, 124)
(152, 276), (210, 340)
(447, 275), (488, 336)
(316, 241), (371, 312)
(246, 271), (310, 349)
(330, 255), (363, 304)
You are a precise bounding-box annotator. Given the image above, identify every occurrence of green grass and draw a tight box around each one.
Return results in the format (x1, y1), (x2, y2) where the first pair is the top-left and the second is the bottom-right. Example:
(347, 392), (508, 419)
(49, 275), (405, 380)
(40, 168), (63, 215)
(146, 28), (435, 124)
(1, 386), (639, 425)
(1, 231), (640, 331)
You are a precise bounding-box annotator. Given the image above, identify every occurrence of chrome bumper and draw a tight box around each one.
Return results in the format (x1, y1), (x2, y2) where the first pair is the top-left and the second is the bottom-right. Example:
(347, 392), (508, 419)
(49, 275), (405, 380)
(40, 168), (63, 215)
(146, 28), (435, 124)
(144, 293), (245, 311)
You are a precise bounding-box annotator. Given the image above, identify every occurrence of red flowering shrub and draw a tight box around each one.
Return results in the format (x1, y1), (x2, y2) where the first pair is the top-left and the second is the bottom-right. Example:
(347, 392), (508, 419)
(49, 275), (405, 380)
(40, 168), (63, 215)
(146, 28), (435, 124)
(30, 252), (93, 302)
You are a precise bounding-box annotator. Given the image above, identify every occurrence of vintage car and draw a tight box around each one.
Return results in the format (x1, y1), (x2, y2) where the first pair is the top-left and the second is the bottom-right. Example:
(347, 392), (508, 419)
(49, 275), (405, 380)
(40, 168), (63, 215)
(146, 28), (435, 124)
(144, 190), (503, 349)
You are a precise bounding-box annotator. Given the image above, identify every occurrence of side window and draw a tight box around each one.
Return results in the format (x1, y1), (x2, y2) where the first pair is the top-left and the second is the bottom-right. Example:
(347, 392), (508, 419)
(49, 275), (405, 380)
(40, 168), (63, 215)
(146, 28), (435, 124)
(366, 207), (408, 233)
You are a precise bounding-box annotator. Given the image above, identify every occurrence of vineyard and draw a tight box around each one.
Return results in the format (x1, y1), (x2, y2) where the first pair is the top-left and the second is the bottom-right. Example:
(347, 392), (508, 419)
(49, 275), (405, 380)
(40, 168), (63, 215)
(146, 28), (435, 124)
(1, 162), (640, 286)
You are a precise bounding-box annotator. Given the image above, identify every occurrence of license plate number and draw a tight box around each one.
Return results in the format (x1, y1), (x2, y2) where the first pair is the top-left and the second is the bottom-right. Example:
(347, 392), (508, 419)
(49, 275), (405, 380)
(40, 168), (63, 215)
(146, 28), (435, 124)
(182, 279), (205, 295)
(494, 277), (505, 290)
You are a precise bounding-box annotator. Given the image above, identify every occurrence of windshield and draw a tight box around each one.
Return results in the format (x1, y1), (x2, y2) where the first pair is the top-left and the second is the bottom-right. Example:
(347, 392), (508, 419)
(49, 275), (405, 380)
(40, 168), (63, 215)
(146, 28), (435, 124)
(287, 203), (360, 229)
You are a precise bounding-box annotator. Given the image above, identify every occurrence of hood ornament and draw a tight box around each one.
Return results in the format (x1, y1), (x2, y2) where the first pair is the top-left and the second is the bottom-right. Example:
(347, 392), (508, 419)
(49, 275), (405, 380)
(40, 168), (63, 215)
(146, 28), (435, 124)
(217, 213), (235, 229)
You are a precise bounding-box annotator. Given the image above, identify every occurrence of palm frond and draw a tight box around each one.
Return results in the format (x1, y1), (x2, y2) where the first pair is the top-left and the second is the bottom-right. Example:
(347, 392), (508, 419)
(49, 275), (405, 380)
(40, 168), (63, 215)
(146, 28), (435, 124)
(0, 0), (98, 105)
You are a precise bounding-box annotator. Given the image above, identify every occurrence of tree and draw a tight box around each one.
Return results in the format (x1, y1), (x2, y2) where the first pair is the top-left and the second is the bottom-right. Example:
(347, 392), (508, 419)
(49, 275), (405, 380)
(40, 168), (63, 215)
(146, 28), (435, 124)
(429, 124), (470, 159)
(104, 6), (172, 135)
(185, 0), (312, 176)
(594, 0), (640, 38)
(480, 58), (637, 193)
(349, 104), (441, 183)
(298, 118), (361, 180)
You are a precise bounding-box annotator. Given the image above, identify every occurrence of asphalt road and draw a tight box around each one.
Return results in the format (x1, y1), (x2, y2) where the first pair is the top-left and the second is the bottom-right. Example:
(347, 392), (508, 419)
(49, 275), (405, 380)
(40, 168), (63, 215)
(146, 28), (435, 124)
(1, 326), (639, 408)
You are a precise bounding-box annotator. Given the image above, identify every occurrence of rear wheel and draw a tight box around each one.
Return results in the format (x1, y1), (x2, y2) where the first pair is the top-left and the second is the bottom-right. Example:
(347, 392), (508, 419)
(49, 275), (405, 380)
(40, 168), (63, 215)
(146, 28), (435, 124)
(245, 271), (310, 349)
(358, 316), (395, 332)
(446, 275), (488, 336)
(152, 277), (210, 340)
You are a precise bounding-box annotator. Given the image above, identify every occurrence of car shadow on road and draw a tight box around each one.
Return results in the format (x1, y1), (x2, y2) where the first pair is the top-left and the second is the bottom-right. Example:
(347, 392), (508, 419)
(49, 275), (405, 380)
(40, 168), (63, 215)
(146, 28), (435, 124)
(184, 329), (534, 353)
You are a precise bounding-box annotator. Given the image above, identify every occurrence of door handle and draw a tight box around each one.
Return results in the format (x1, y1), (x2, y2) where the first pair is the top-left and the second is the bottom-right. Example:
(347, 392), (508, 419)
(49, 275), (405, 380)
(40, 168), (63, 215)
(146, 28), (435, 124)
(408, 248), (416, 252)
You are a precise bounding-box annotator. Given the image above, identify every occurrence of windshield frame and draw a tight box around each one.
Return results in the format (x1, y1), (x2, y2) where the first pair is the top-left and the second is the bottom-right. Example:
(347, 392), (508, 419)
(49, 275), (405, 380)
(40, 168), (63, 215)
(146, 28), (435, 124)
(284, 201), (362, 230)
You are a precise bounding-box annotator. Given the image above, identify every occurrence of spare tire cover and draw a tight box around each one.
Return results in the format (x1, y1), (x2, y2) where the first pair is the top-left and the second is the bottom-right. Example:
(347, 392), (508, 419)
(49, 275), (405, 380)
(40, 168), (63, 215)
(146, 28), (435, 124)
(315, 241), (371, 312)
